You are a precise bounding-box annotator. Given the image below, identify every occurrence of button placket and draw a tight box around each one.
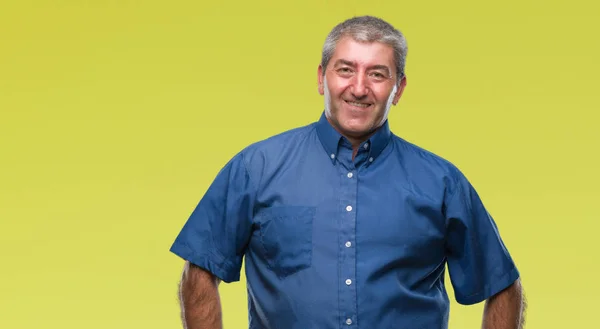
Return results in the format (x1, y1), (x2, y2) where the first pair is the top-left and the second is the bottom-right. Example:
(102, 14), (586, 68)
(337, 146), (358, 328)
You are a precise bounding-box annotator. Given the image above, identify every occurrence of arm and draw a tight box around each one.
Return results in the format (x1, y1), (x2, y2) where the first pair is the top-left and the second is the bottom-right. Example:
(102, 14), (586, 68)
(178, 261), (223, 329)
(171, 153), (255, 327)
(481, 279), (527, 329)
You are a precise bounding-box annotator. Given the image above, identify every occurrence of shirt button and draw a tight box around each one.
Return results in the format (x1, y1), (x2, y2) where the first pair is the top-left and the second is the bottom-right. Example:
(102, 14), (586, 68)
(330, 153), (335, 159)
(369, 157), (374, 162)
(347, 172), (353, 178)
(363, 143), (369, 149)
(346, 318), (353, 325)
(345, 241), (352, 247)
(346, 205), (352, 212)
(345, 279), (352, 285)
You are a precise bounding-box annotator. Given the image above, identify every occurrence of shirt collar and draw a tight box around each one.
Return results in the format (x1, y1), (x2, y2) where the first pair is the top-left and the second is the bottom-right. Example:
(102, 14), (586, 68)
(315, 111), (392, 164)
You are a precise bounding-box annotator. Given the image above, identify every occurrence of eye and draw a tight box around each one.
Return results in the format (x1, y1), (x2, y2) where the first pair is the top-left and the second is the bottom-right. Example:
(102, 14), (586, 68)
(335, 67), (355, 78)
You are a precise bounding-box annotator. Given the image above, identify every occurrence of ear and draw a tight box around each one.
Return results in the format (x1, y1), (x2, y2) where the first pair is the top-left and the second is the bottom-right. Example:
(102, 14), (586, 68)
(392, 75), (407, 105)
(317, 65), (325, 95)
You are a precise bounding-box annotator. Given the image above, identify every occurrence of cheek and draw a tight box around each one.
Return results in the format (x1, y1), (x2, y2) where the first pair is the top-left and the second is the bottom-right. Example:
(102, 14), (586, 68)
(327, 79), (349, 96)
(332, 88), (347, 100)
(373, 89), (390, 102)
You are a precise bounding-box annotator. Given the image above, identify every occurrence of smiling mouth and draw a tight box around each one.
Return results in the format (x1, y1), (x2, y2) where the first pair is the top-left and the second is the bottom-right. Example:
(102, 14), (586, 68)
(345, 100), (372, 108)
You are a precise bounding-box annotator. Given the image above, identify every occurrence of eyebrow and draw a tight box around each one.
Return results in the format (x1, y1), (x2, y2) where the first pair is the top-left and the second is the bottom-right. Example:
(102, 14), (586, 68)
(333, 59), (392, 75)
(333, 59), (356, 67)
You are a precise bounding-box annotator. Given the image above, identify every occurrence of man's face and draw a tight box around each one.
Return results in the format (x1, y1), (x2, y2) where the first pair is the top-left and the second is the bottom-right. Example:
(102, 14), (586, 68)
(318, 36), (406, 140)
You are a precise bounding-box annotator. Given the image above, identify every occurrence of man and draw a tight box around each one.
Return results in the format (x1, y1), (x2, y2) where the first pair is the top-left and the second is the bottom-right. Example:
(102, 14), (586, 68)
(170, 15), (526, 329)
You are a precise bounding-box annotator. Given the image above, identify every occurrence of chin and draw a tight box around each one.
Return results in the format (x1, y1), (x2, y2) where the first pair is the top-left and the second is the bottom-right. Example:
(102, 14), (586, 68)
(340, 122), (374, 137)
(344, 116), (375, 129)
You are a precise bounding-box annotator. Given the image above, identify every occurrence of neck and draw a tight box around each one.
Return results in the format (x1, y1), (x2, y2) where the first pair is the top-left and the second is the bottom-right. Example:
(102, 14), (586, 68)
(325, 116), (379, 160)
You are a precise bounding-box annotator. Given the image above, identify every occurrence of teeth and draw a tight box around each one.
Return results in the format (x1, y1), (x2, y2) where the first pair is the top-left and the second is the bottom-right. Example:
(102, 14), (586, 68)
(347, 101), (370, 108)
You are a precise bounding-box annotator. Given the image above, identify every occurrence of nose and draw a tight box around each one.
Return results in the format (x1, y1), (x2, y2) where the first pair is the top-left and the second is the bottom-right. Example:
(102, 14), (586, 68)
(350, 73), (369, 99)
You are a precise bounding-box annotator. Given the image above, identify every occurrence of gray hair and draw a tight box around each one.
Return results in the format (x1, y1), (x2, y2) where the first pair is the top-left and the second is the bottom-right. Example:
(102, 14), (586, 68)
(321, 16), (408, 83)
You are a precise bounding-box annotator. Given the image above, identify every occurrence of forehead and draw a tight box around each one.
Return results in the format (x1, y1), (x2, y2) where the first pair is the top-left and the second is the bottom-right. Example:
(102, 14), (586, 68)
(329, 36), (395, 69)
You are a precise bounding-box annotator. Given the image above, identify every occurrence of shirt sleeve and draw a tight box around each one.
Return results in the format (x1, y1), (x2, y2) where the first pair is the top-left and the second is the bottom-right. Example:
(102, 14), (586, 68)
(444, 171), (520, 305)
(169, 152), (256, 283)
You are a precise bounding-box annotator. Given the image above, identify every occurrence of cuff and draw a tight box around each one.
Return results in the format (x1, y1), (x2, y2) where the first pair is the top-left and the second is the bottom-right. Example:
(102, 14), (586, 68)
(455, 266), (520, 305)
(170, 241), (241, 283)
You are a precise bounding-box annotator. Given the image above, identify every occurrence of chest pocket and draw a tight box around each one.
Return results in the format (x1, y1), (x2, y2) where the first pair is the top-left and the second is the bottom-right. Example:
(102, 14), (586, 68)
(255, 206), (315, 278)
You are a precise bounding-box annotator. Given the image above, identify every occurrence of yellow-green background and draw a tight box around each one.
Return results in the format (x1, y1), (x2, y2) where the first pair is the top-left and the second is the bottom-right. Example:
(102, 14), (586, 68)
(1, 0), (598, 328)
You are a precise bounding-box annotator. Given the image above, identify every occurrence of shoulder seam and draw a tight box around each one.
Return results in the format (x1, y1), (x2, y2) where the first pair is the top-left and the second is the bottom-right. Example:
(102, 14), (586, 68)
(239, 151), (257, 193)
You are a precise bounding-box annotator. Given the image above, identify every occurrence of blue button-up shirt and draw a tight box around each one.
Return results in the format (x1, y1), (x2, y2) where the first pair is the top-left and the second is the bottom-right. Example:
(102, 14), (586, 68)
(170, 112), (519, 329)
